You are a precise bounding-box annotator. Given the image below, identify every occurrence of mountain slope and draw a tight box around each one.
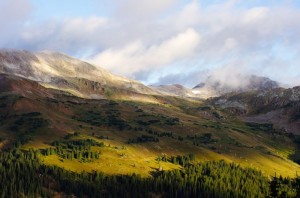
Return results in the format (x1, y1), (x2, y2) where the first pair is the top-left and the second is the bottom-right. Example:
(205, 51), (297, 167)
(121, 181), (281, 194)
(1, 50), (284, 101)
(0, 50), (158, 100)
(0, 72), (299, 178)
(1, 50), (300, 178)
(209, 86), (300, 134)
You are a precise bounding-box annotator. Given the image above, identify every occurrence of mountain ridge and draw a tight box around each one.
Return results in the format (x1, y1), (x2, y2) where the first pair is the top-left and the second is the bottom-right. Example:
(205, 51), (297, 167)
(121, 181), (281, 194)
(0, 49), (159, 100)
(209, 86), (300, 134)
(0, 49), (284, 101)
(192, 75), (280, 98)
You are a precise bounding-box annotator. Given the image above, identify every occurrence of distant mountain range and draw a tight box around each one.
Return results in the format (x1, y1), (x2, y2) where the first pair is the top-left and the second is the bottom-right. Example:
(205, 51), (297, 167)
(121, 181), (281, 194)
(0, 50), (300, 133)
(151, 75), (280, 99)
(0, 49), (282, 101)
(0, 49), (299, 134)
(192, 75), (280, 97)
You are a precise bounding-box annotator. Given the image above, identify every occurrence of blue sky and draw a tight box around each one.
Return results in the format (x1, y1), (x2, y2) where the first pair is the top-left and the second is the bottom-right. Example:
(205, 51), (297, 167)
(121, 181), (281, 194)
(1, 0), (300, 87)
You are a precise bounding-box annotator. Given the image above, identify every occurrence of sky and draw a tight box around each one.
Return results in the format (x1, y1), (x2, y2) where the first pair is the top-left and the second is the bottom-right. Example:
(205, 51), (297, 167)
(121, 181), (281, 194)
(1, 0), (300, 87)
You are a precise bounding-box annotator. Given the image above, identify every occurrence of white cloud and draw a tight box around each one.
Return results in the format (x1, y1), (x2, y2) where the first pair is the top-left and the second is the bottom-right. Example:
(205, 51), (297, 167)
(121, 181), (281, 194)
(115, 0), (177, 19)
(170, 0), (201, 29)
(21, 16), (108, 53)
(0, 0), (31, 27)
(89, 28), (201, 77)
(224, 38), (238, 51)
(1, 0), (300, 87)
(205, 63), (253, 89)
(242, 7), (269, 24)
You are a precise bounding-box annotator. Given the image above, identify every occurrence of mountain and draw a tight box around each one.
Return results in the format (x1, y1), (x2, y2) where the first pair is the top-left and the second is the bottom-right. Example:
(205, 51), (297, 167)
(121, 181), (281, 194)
(209, 86), (300, 134)
(151, 75), (280, 99)
(0, 50), (158, 101)
(1, 70), (299, 177)
(1, 50), (281, 102)
(193, 75), (280, 98)
(1, 49), (300, 197)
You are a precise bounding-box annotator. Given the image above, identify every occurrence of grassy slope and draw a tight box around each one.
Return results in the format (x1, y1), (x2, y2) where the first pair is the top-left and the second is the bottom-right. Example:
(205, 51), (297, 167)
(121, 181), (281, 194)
(1, 91), (299, 178)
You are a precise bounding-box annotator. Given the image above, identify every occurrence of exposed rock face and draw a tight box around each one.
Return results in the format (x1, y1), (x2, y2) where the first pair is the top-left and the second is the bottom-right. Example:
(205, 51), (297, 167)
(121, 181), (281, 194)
(209, 86), (300, 134)
(0, 50), (158, 99)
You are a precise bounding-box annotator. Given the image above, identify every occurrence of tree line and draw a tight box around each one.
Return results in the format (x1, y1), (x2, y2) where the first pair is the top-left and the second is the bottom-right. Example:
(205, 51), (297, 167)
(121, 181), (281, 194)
(0, 148), (299, 197)
(42, 138), (103, 162)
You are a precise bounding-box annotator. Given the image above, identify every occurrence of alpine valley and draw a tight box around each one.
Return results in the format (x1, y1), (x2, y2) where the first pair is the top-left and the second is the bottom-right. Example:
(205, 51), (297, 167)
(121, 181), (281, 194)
(1, 50), (300, 197)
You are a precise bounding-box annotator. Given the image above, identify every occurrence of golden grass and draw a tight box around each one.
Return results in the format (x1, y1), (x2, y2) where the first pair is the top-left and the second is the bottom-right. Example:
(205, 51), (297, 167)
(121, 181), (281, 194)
(35, 132), (300, 178)
(15, 96), (300, 178)
(42, 143), (181, 177)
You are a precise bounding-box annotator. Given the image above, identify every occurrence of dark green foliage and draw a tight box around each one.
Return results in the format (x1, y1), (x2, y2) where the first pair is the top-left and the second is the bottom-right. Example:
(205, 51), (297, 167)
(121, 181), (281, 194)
(72, 110), (105, 126)
(156, 160), (271, 198)
(164, 117), (180, 125)
(127, 135), (159, 144)
(52, 139), (104, 149)
(246, 122), (275, 132)
(212, 111), (224, 119)
(157, 154), (196, 166)
(137, 119), (160, 126)
(8, 112), (48, 145)
(156, 131), (173, 137)
(42, 139), (103, 162)
(64, 131), (81, 140)
(0, 149), (52, 197)
(178, 136), (184, 141)
(289, 135), (300, 165)
(2, 148), (299, 198)
(11, 113), (48, 132)
(97, 135), (109, 140)
(187, 133), (218, 145)
(73, 102), (132, 131)
(104, 102), (130, 130)
(22, 112), (42, 117)
(146, 129), (173, 138)
(135, 114), (179, 127)
(106, 113), (129, 131)
(269, 176), (297, 197)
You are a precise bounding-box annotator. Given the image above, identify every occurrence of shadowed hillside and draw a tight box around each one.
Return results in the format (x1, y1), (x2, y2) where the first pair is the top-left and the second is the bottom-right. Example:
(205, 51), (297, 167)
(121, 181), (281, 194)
(1, 51), (300, 197)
